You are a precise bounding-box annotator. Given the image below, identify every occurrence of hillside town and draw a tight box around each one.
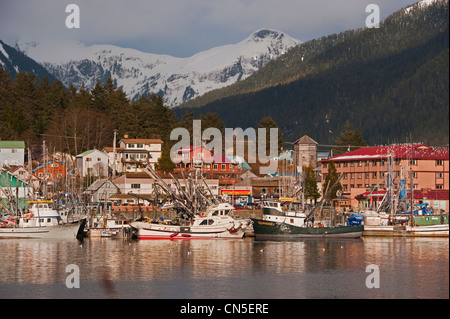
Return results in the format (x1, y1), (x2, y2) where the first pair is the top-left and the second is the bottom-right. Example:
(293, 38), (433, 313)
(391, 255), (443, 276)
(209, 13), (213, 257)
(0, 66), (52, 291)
(1, 135), (448, 217)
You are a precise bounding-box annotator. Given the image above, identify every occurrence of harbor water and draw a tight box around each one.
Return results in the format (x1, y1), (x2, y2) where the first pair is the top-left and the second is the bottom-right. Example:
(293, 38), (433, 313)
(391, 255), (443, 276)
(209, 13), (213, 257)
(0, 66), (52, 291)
(0, 237), (448, 299)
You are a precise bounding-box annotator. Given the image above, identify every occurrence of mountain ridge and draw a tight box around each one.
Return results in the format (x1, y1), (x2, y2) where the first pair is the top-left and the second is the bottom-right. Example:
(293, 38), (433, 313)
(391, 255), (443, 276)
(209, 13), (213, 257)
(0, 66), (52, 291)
(0, 40), (57, 82)
(17, 29), (301, 107)
(174, 0), (449, 146)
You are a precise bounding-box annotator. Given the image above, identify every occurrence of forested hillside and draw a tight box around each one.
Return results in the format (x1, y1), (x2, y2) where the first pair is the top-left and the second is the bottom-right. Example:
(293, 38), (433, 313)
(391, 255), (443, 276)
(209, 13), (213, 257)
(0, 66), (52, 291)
(176, 0), (449, 146)
(0, 73), (177, 157)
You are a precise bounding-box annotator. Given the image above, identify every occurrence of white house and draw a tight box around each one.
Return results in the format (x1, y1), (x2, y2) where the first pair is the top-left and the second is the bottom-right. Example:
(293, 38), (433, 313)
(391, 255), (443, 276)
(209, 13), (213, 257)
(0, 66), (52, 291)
(112, 173), (220, 198)
(118, 138), (163, 172)
(84, 178), (120, 204)
(76, 149), (109, 177)
(0, 141), (25, 167)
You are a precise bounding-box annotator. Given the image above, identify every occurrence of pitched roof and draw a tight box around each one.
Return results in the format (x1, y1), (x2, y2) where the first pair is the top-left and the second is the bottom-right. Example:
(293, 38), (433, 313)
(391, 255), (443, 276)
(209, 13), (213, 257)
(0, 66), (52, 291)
(0, 141), (25, 149)
(322, 144), (449, 162)
(33, 161), (65, 172)
(294, 135), (318, 145)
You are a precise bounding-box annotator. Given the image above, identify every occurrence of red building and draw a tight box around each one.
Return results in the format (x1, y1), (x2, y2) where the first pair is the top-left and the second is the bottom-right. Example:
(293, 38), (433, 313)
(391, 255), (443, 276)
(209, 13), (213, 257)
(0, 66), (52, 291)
(320, 144), (449, 211)
(173, 146), (243, 186)
(33, 160), (67, 181)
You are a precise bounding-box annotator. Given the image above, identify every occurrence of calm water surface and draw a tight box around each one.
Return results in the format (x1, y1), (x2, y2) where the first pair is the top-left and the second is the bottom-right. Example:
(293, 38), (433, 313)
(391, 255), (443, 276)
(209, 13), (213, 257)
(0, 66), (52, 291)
(0, 237), (448, 299)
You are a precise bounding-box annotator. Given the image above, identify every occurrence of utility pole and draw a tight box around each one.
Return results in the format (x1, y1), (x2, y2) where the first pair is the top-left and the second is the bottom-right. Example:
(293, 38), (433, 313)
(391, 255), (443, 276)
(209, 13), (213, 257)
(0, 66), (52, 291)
(112, 129), (117, 179)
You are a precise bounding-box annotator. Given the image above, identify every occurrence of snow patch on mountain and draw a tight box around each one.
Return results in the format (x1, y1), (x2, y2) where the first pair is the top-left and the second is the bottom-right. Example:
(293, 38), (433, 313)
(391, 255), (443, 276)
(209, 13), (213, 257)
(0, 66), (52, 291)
(18, 29), (301, 107)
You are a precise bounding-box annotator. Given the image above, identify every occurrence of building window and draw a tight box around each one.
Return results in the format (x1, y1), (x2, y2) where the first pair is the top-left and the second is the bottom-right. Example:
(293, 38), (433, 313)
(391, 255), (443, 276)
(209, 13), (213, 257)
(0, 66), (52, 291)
(358, 161), (362, 167)
(137, 144), (144, 148)
(365, 173), (369, 179)
(409, 159), (417, 165)
(436, 172), (443, 179)
(86, 158), (92, 162)
(343, 173), (348, 179)
(372, 172), (377, 178)
(436, 185), (443, 190)
(372, 160), (377, 166)
(131, 184), (140, 189)
(436, 160), (443, 166)
(221, 164), (226, 170)
(357, 173), (362, 179)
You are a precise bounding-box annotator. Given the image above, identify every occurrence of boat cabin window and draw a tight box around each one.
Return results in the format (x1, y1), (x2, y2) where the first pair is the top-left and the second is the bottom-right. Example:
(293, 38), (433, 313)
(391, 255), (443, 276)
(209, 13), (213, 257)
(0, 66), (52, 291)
(200, 219), (215, 225)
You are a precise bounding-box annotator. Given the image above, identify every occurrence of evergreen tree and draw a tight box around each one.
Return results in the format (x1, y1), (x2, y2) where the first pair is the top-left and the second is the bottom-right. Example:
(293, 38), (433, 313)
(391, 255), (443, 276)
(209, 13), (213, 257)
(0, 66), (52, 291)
(303, 165), (320, 204)
(322, 161), (342, 203)
(333, 121), (368, 156)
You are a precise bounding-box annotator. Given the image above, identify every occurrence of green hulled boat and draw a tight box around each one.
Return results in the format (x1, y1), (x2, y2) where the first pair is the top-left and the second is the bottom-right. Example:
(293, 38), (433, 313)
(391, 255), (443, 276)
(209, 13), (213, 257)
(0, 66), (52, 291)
(251, 217), (364, 239)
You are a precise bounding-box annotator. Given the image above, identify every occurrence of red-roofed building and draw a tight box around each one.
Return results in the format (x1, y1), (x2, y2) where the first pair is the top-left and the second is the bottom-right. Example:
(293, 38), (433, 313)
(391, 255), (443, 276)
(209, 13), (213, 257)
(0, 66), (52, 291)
(320, 144), (449, 211)
(173, 146), (243, 186)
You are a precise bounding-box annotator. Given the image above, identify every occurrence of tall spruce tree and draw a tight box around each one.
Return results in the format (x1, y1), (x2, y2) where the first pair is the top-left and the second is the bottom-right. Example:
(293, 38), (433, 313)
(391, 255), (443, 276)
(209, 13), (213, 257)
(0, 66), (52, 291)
(322, 161), (342, 203)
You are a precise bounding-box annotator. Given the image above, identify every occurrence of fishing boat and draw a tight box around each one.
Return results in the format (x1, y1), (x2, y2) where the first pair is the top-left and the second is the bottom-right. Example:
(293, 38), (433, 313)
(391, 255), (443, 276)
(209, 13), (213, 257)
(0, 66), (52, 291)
(363, 212), (449, 237)
(88, 215), (132, 238)
(251, 177), (364, 239)
(251, 200), (364, 239)
(0, 200), (86, 239)
(131, 202), (249, 239)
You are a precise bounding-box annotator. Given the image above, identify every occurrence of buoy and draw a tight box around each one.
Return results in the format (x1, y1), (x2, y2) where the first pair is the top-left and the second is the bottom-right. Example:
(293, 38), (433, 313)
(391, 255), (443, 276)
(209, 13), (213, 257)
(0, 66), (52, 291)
(170, 232), (179, 238)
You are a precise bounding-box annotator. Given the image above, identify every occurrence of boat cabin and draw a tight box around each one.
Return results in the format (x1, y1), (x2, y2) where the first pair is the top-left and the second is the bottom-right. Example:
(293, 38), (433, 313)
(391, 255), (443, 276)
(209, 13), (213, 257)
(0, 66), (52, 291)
(19, 201), (63, 227)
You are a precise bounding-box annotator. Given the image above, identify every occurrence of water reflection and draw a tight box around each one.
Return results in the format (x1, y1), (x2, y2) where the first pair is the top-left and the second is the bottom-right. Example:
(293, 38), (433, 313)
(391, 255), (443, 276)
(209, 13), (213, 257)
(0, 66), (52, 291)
(0, 237), (448, 298)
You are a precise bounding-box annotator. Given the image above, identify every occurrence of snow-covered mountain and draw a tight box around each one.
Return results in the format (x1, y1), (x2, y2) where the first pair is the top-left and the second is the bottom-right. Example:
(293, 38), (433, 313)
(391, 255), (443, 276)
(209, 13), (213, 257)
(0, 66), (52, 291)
(0, 39), (56, 81)
(18, 29), (301, 107)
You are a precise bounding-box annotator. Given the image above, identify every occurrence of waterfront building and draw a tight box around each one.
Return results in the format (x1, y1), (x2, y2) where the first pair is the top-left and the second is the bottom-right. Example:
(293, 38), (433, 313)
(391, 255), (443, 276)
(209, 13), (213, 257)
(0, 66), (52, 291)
(33, 160), (66, 181)
(320, 144), (449, 211)
(84, 178), (120, 204)
(173, 146), (244, 186)
(112, 172), (220, 201)
(118, 138), (163, 172)
(76, 149), (109, 177)
(0, 169), (32, 211)
(0, 141), (25, 167)
(293, 135), (318, 169)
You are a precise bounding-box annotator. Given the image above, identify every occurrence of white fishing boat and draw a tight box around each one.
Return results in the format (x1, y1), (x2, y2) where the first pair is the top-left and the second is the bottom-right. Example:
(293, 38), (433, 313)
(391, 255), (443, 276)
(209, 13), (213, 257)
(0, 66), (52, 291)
(0, 200), (85, 239)
(89, 215), (132, 238)
(131, 202), (250, 239)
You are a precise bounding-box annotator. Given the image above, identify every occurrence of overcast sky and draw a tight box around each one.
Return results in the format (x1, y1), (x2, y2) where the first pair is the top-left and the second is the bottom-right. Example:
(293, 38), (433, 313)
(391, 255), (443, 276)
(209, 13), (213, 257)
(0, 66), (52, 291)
(0, 0), (420, 57)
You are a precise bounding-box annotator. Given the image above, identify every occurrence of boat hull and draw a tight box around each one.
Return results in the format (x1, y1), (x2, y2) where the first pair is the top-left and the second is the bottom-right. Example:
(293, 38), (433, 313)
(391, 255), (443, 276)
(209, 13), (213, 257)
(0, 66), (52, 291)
(131, 221), (245, 239)
(251, 218), (364, 239)
(0, 221), (83, 239)
(363, 224), (449, 237)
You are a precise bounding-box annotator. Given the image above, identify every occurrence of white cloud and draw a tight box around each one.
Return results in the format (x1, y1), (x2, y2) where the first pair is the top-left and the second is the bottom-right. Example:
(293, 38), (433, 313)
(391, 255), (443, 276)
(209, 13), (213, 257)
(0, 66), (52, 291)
(0, 0), (420, 57)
